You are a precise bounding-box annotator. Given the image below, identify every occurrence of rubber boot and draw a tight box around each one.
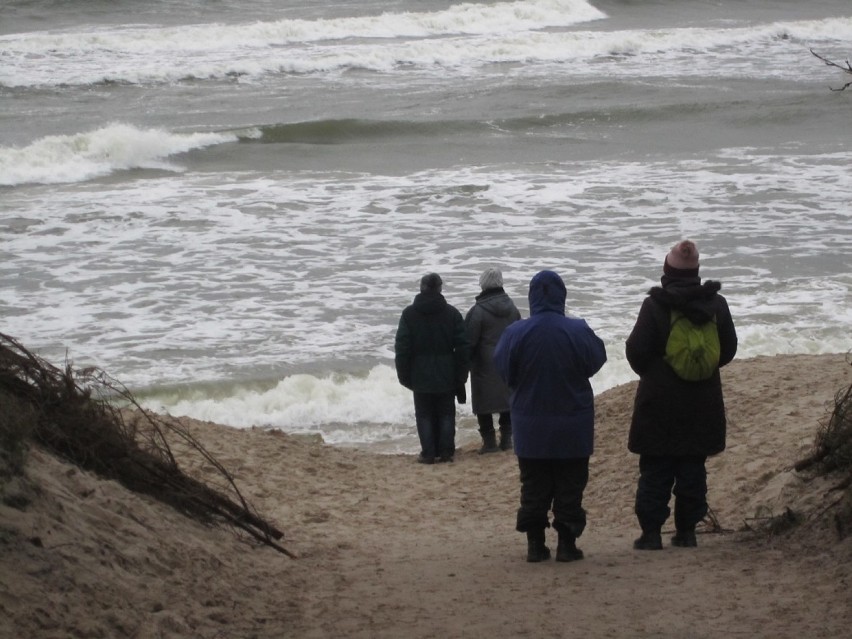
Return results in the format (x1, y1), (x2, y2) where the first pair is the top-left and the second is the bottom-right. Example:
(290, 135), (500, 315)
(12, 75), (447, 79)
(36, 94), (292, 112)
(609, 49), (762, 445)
(556, 533), (584, 562)
(672, 527), (698, 547)
(526, 530), (551, 563)
(633, 528), (663, 550)
(478, 429), (499, 454)
(499, 426), (513, 451)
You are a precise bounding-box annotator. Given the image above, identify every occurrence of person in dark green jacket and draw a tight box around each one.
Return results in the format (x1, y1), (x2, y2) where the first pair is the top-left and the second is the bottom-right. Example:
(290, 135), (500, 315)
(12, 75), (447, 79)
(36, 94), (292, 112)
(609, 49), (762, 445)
(395, 273), (471, 464)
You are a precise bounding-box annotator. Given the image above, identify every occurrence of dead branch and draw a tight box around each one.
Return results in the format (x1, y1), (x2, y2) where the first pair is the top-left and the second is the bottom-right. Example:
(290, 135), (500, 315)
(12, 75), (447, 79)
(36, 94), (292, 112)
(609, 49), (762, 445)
(701, 505), (730, 534)
(793, 450), (827, 472)
(810, 48), (852, 91)
(831, 474), (852, 492)
(742, 507), (802, 535)
(0, 332), (294, 558)
(794, 355), (852, 479)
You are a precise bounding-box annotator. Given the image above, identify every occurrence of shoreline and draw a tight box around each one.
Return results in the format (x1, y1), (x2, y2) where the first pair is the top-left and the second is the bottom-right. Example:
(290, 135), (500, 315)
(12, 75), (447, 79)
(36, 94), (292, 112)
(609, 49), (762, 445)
(238, 351), (852, 456)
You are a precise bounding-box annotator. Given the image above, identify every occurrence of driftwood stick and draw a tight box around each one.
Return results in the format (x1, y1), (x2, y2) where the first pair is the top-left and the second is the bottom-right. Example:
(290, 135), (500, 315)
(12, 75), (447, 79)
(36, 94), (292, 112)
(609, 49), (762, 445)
(810, 48), (852, 91)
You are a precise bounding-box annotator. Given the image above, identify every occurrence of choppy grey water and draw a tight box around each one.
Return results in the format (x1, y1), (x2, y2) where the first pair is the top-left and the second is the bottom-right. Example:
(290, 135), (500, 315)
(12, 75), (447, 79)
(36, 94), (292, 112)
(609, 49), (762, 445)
(1, 0), (850, 451)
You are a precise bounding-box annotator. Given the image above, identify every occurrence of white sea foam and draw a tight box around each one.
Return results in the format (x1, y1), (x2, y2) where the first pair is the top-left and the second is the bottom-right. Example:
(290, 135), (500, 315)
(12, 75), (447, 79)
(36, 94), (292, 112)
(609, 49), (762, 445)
(3, 148), (849, 400)
(2, 8), (850, 86)
(143, 365), (411, 428)
(3, 149), (850, 450)
(0, 0), (605, 86)
(0, 124), (236, 186)
(3, 0), (605, 50)
(139, 360), (639, 451)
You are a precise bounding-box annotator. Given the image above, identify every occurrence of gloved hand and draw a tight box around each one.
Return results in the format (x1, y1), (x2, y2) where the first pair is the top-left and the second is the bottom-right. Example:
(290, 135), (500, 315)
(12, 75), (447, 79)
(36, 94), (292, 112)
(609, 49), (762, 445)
(455, 385), (466, 404)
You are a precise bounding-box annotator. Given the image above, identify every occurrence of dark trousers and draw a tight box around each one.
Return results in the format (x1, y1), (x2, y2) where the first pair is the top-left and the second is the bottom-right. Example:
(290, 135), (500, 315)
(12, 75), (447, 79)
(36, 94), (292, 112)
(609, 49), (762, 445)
(516, 457), (589, 538)
(635, 454), (708, 532)
(476, 412), (511, 433)
(413, 391), (456, 459)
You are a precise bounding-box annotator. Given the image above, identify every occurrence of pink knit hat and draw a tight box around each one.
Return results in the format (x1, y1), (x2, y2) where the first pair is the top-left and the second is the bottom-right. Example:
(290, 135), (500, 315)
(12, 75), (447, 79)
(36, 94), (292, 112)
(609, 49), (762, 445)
(663, 240), (699, 277)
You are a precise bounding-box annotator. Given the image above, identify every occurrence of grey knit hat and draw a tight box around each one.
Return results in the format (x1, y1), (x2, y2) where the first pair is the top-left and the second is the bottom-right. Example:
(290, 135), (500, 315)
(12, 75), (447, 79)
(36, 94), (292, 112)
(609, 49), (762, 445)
(479, 267), (503, 291)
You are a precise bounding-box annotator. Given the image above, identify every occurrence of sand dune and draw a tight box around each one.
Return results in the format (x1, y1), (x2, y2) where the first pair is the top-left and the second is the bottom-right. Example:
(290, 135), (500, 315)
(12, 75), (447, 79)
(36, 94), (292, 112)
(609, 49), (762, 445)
(2, 354), (851, 639)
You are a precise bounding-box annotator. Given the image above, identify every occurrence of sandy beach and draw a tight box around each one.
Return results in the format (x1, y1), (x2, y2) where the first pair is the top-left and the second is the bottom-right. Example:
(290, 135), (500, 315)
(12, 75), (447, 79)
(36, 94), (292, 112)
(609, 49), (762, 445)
(2, 353), (851, 639)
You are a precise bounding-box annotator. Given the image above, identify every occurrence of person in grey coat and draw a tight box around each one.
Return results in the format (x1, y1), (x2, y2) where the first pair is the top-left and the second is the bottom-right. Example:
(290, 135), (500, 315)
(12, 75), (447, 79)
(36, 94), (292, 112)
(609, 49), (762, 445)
(464, 267), (522, 453)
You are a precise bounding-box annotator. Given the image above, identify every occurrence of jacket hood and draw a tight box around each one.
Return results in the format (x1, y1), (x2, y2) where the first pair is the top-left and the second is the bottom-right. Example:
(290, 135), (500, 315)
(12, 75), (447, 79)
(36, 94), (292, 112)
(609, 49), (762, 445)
(412, 290), (448, 315)
(475, 288), (516, 318)
(528, 270), (566, 316)
(649, 279), (722, 323)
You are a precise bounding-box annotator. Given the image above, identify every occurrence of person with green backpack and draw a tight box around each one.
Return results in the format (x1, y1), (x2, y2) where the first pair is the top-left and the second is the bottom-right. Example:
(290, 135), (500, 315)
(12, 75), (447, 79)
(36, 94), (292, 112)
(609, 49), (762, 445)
(625, 240), (738, 550)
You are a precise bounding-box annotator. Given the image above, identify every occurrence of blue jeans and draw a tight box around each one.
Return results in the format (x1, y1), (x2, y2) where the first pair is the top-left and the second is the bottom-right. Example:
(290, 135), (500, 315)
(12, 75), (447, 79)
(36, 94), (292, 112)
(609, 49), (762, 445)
(413, 391), (456, 459)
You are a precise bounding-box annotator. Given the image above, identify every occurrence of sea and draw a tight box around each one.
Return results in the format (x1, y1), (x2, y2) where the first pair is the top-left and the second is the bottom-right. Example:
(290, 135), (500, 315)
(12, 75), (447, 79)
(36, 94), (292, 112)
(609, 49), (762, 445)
(2, 0), (851, 453)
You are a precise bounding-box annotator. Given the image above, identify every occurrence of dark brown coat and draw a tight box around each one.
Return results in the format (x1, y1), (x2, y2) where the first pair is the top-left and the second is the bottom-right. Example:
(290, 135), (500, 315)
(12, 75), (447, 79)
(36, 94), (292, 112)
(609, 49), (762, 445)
(625, 278), (737, 457)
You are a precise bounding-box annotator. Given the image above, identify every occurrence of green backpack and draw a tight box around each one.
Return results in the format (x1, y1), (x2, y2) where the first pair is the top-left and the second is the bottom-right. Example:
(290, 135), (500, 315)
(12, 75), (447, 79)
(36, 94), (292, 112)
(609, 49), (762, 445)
(664, 309), (720, 381)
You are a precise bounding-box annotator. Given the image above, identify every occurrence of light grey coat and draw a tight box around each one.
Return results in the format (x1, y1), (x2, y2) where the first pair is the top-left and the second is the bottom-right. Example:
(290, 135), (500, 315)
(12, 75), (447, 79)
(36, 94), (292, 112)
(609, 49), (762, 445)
(464, 288), (521, 415)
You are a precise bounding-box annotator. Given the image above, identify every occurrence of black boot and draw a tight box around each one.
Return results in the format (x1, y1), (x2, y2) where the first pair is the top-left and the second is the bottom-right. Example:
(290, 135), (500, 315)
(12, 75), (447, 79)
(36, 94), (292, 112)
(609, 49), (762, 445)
(556, 533), (584, 562)
(672, 527), (698, 547)
(526, 530), (551, 563)
(633, 528), (663, 550)
(478, 429), (499, 454)
(499, 426), (513, 451)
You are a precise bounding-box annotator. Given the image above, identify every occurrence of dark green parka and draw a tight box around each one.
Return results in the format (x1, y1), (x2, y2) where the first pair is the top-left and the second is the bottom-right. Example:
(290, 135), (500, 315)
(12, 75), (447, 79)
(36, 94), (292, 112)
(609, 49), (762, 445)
(395, 291), (470, 394)
(626, 277), (737, 457)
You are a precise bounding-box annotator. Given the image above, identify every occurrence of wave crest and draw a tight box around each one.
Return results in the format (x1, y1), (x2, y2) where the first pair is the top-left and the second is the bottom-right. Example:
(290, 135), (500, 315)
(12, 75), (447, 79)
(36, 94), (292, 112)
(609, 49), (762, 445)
(0, 123), (236, 186)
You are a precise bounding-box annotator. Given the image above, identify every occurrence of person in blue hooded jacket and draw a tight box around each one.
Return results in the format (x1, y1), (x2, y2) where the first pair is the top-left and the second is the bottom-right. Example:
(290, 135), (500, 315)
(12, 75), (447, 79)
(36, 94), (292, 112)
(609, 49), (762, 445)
(494, 270), (607, 563)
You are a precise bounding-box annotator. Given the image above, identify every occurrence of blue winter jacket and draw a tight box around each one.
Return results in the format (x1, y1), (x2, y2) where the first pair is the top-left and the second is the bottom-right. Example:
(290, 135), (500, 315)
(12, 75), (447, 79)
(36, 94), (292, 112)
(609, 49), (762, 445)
(493, 270), (607, 459)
